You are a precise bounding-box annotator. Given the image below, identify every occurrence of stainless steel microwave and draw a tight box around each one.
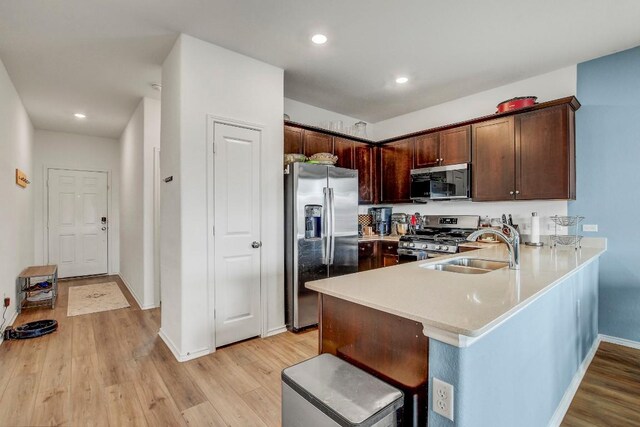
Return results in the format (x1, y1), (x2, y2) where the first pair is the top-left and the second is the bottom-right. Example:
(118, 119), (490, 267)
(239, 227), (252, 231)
(410, 163), (471, 201)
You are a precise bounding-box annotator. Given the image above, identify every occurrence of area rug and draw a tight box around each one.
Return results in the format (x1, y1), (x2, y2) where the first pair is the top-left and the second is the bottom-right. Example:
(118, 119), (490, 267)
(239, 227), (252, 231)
(67, 282), (130, 317)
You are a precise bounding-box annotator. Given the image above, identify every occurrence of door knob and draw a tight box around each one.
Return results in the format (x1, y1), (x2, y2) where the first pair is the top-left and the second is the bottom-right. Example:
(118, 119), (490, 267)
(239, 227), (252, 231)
(101, 227), (107, 231)
(252, 241), (262, 249)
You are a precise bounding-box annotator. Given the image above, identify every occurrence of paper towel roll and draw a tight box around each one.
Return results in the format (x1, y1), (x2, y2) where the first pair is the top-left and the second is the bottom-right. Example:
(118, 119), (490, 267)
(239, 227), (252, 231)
(530, 212), (540, 244)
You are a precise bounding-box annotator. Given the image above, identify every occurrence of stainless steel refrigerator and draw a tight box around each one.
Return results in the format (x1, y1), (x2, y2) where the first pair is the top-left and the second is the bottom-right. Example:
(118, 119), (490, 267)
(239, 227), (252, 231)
(284, 163), (358, 331)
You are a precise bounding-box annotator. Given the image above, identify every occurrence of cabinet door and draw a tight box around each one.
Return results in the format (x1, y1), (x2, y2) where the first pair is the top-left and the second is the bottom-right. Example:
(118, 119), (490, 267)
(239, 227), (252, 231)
(516, 106), (575, 200)
(358, 241), (378, 272)
(334, 138), (354, 169)
(354, 142), (375, 204)
(303, 130), (333, 157)
(440, 125), (471, 165)
(380, 241), (399, 267)
(284, 125), (303, 154)
(472, 117), (515, 201)
(414, 133), (440, 168)
(380, 138), (414, 203)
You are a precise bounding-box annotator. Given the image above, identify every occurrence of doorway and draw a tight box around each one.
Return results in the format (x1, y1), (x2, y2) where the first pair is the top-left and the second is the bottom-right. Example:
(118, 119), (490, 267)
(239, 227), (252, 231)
(47, 168), (109, 278)
(211, 121), (262, 347)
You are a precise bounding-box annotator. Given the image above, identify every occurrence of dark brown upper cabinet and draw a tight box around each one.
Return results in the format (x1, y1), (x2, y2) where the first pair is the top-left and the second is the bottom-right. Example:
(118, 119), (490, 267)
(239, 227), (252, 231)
(515, 105), (575, 200)
(414, 133), (440, 168)
(414, 125), (470, 168)
(473, 103), (576, 201)
(334, 137), (376, 204)
(284, 125), (303, 154)
(380, 138), (414, 203)
(472, 117), (515, 201)
(303, 130), (333, 157)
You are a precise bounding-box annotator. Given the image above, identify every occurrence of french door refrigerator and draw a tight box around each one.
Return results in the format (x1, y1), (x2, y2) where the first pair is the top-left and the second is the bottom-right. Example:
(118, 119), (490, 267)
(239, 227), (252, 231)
(284, 163), (358, 331)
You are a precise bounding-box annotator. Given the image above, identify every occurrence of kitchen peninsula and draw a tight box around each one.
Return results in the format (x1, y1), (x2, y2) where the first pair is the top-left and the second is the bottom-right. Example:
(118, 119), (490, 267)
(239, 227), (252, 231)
(307, 240), (606, 426)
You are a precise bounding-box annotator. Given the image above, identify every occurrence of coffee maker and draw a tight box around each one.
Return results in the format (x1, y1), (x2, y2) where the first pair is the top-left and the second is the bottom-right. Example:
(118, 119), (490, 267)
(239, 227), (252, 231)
(368, 207), (393, 236)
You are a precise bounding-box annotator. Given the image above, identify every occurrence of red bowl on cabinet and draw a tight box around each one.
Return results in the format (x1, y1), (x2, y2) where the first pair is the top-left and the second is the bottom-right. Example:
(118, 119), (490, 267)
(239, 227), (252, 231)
(496, 96), (538, 113)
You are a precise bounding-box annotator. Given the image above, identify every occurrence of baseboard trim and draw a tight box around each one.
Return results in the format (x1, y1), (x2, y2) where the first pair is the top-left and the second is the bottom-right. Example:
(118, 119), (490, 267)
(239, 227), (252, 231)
(0, 310), (19, 347)
(548, 336), (601, 427)
(118, 274), (157, 310)
(158, 328), (211, 362)
(600, 334), (640, 350)
(264, 325), (287, 337)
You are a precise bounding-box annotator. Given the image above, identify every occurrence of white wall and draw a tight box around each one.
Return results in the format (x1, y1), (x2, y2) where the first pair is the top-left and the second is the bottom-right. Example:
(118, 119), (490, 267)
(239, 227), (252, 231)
(119, 98), (161, 309)
(284, 97), (374, 137)
(364, 66), (577, 230)
(374, 66), (577, 140)
(160, 34), (284, 359)
(0, 57), (34, 333)
(33, 130), (120, 273)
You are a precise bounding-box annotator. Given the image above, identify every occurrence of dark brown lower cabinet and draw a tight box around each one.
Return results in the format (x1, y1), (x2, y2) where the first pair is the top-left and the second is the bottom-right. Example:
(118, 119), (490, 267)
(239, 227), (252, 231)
(319, 294), (429, 426)
(358, 240), (398, 271)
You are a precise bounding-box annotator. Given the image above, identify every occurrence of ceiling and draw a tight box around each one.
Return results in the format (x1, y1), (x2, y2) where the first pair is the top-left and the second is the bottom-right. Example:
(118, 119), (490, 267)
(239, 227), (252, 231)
(1, 1), (640, 138)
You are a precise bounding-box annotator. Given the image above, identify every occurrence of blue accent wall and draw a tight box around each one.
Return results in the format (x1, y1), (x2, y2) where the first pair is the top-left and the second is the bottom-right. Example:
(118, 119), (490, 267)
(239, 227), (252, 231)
(428, 261), (599, 426)
(570, 46), (640, 341)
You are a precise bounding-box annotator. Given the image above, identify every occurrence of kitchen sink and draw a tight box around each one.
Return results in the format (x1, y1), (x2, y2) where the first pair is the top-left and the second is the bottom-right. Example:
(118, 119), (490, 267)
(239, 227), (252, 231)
(422, 257), (509, 274)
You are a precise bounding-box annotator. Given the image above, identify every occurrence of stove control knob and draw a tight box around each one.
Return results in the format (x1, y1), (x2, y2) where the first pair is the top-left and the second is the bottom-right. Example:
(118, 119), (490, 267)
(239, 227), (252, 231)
(409, 243), (415, 248)
(421, 244), (427, 249)
(437, 245), (443, 251)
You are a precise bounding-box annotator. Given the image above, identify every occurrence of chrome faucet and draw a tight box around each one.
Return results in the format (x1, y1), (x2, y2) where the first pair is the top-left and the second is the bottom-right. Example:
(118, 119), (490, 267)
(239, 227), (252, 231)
(467, 224), (521, 270)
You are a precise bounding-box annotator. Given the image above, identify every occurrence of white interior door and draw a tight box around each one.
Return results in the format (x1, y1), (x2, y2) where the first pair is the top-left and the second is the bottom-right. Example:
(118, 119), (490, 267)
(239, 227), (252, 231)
(48, 169), (108, 278)
(214, 122), (261, 347)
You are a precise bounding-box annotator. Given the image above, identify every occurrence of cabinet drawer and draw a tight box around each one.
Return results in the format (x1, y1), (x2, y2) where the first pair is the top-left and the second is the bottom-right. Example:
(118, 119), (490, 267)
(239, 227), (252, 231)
(380, 241), (398, 255)
(359, 241), (376, 257)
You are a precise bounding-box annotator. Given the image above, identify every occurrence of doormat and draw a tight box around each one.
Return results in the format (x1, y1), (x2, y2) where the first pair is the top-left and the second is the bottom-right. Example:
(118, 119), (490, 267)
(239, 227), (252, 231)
(67, 282), (130, 317)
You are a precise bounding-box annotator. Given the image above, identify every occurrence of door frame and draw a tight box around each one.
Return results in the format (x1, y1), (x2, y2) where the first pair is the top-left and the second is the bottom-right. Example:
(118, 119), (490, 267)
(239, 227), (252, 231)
(206, 115), (267, 351)
(43, 165), (114, 275)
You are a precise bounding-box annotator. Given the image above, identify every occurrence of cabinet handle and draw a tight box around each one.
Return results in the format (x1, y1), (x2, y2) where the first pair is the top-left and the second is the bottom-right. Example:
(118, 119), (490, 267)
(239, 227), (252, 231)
(509, 191), (514, 195)
(515, 190), (520, 195)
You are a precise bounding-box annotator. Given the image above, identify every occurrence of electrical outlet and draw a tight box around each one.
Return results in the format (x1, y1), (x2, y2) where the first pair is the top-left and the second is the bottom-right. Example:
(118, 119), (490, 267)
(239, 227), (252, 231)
(433, 377), (454, 421)
(583, 224), (598, 232)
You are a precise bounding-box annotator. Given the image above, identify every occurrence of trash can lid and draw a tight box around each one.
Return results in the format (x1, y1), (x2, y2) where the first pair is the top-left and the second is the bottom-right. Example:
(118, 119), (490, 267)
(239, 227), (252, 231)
(282, 353), (404, 427)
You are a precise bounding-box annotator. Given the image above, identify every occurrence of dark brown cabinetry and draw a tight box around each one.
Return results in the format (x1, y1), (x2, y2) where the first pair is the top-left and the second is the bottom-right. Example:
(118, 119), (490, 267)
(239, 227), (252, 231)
(472, 103), (576, 201)
(303, 130), (333, 157)
(284, 125), (303, 154)
(472, 117), (516, 201)
(334, 137), (354, 168)
(358, 240), (398, 271)
(415, 125), (470, 168)
(515, 105), (575, 200)
(380, 138), (414, 203)
(333, 138), (376, 205)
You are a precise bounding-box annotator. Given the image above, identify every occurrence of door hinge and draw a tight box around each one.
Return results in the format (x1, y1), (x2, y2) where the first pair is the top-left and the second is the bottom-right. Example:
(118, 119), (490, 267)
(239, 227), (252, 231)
(212, 142), (216, 154)
(212, 226), (215, 236)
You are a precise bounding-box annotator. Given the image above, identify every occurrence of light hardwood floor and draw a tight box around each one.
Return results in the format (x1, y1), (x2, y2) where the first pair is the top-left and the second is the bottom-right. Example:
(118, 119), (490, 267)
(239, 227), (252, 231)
(0, 275), (318, 426)
(562, 341), (640, 426)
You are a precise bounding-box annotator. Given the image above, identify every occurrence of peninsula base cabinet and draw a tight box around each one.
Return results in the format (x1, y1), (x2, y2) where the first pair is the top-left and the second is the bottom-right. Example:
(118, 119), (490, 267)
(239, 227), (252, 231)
(472, 100), (578, 201)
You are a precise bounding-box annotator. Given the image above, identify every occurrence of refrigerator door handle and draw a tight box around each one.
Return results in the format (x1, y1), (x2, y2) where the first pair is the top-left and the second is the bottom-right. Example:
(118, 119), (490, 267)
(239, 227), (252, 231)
(329, 187), (336, 265)
(322, 187), (330, 265)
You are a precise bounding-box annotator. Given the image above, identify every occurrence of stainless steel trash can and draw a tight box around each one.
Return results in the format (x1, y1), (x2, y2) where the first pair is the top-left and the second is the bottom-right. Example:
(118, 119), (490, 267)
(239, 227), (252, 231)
(282, 353), (404, 427)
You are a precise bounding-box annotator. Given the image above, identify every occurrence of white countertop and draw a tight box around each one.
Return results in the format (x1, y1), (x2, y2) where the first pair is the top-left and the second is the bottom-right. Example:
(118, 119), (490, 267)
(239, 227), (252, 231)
(358, 235), (401, 242)
(307, 240), (606, 347)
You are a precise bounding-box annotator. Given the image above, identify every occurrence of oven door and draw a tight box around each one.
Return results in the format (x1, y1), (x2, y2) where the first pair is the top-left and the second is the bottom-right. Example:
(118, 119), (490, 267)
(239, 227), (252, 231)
(398, 248), (445, 264)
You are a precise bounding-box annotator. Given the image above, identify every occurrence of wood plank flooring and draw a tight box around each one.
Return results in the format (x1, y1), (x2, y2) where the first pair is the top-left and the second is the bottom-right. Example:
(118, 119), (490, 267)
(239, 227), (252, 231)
(0, 275), (318, 426)
(562, 341), (640, 426)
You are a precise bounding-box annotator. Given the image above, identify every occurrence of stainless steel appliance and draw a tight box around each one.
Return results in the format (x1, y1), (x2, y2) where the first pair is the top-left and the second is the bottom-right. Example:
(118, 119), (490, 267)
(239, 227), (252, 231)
(284, 163), (359, 331)
(368, 207), (392, 235)
(398, 215), (480, 263)
(410, 163), (471, 201)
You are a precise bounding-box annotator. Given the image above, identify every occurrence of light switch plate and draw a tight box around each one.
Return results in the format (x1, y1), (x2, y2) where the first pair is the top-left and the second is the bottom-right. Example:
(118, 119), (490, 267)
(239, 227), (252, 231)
(583, 224), (598, 232)
(433, 377), (454, 421)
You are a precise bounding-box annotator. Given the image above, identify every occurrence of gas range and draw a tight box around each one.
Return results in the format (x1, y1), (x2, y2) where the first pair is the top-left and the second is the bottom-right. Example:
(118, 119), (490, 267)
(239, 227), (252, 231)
(398, 215), (480, 262)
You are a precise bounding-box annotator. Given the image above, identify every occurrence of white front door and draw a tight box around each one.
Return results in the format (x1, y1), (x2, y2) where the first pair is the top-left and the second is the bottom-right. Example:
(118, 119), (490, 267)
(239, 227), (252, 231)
(48, 169), (108, 278)
(213, 122), (261, 347)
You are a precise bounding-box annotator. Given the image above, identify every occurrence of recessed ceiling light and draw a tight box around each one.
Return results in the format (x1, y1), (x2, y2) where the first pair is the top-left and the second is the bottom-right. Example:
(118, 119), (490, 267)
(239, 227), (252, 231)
(396, 77), (409, 84)
(311, 34), (328, 45)
(74, 113), (86, 119)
